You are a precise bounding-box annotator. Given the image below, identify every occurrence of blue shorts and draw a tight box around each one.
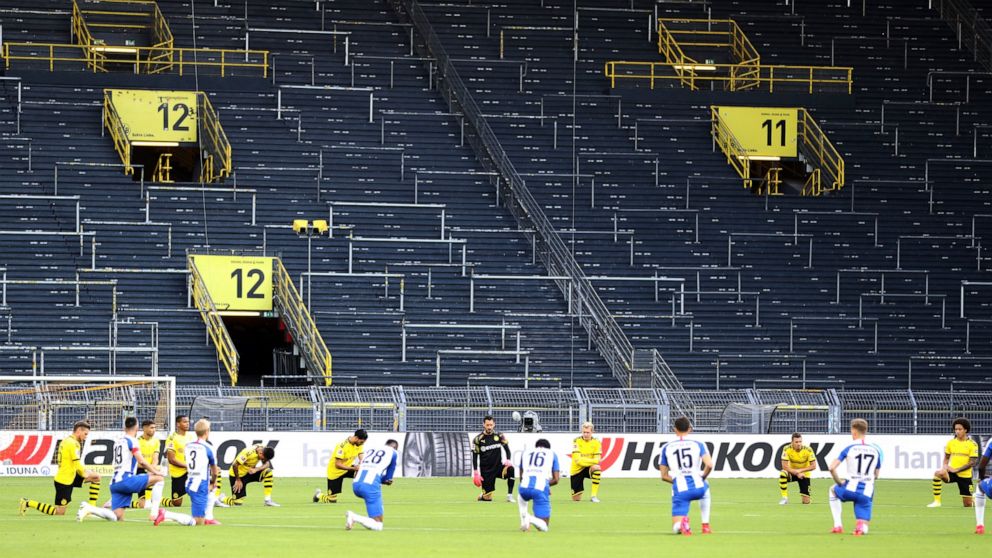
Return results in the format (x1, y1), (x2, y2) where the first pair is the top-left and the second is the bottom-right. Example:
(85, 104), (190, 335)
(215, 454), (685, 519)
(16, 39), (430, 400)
(671, 486), (708, 517)
(353, 483), (384, 518)
(833, 484), (874, 521)
(978, 478), (992, 498)
(110, 474), (149, 510)
(187, 485), (210, 518)
(518, 486), (551, 519)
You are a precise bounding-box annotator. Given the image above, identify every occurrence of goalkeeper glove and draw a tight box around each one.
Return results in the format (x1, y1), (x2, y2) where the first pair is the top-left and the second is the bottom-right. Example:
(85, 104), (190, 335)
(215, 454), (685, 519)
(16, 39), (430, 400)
(472, 470), (482, 487)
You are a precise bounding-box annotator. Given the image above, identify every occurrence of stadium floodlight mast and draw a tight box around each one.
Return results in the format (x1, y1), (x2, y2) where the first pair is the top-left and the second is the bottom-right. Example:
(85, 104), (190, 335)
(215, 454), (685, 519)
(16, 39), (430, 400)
(292, 219), (330, 310)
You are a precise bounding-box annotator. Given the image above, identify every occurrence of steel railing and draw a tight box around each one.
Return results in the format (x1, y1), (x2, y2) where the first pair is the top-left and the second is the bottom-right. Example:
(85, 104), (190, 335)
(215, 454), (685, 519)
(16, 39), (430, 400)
(186, 255), (239, 385)
(199, 93), (232, 183)
(273, 258), (332, 386)
(403, 0), (686, 407)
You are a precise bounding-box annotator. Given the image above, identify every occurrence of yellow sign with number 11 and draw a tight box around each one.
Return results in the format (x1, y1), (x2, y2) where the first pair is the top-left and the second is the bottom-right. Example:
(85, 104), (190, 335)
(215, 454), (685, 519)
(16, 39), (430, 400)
(716, 106), (798, 158)
(192, 255), (274, 311)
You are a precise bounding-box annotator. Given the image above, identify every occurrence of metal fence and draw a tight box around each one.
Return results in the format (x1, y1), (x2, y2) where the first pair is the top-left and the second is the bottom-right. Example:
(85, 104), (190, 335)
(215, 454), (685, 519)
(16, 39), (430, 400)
(4, 382), (990, 433)
(160, 386), (992, 434)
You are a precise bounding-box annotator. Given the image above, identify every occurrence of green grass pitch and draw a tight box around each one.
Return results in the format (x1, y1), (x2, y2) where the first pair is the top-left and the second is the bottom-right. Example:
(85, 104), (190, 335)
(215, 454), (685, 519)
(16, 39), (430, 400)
(2, 477), (986, 557)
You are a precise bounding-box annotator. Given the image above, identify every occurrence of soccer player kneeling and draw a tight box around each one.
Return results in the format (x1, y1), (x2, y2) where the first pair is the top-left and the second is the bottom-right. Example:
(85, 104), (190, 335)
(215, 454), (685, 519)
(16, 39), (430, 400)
(222, 444), (277, 506)
(19, 421), (102, 517)
(659, 417), (713, 536)
(828, 418), (882, 536)
(779, 432), (816, 505)
(178, 419), (221, 526)
(570, 422), (602, 503)
(79, 417), (195, 525)
(345, 440), (399, 532)
(928, 418), (979, 508)
(515, 439), (559, 532)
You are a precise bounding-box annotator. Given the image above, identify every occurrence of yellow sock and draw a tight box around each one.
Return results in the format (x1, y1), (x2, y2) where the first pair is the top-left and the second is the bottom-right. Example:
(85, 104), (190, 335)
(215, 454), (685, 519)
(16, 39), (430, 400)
(932, 477), (942, 503)
(319, 493), (338, 503)
(88, 480), (101, 505)
(27, 500), (59, 515)
(590, 470), (601, 497)
(779, 470), (789, 498)
(262, 469), (274, 498)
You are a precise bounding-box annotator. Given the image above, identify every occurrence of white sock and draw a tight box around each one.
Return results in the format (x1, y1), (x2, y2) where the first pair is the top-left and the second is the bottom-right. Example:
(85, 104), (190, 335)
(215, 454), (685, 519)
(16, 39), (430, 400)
(700, 489), (712, 523)
(163, 510), (196, 526)
(528, 516), (548, 532)
(149, 481), (165, 518)
(828, 487), (843, 528)
(976, 491), (986, 526)
(82, 503), (118, 521)
(206, 492), (217, 521)
(517, 493), (529, 523)
(672, 521), (682, 534)
(858, 521), (869, 534)
(352, 513), (383, 531)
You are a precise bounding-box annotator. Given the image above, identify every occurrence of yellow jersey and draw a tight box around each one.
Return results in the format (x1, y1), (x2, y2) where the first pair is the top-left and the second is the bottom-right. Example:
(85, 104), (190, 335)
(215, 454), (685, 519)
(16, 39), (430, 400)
(945, 437), (979, 478)
(326, 439), (364, 480)
(570, 437), (602, 475)
(781, 445), (816, 471)
(230, 446), (265, 478)
(53, 435), (86, 485)
(165, 431), (195, 477)
(138, 435), (160, 467)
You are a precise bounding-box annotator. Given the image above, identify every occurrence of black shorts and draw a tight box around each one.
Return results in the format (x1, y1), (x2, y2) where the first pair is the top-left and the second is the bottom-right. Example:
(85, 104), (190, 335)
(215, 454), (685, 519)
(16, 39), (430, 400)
(783, 472), (812, 496)
(171, 473), (188, 499)
(231, 471), (263, 499)
(571, 467), (591, 495)
(947, 472), (975, 496)
(326, 470), (356, 496)
(480, 464), (514, 494)
(53, 474), (85, 506)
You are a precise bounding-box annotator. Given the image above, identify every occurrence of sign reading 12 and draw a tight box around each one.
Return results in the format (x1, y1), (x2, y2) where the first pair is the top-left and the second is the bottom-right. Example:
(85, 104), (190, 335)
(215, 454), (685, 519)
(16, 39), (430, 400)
(192, 255), (274, 311)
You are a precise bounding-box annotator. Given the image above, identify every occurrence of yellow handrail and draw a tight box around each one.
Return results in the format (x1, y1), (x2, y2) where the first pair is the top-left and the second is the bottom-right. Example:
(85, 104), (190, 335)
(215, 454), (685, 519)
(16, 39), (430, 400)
(102, 90), (132, 175)
(605, 60), (853, 94)
(710, 105), (752, 187)
(187, 256), (240, 385)
(198, 92), (231, 182)
(3, 42), (268, 77)
(802, 168), (822, 196)
(273, 258), (333, 386)
(711, 106), (845, 195)
(798, 108), (845, 191)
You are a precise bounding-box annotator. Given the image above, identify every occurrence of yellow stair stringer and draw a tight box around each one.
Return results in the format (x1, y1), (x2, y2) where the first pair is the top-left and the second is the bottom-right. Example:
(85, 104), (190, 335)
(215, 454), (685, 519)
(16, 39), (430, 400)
(798, 108), (845, 196)
(102, 90), (134, 176)
(272, 258), (333, 386)
(710, 106), (755, 190)
(198, 92), (231, 183)
(187, 255), (240, 385)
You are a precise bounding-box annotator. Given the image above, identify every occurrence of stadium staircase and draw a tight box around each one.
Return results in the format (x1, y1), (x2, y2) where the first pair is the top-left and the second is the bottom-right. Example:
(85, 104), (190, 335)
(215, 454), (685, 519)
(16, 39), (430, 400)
(0, 0), (990, 390)
(411, 0), (992, 389)
(0, 0), (610, 388)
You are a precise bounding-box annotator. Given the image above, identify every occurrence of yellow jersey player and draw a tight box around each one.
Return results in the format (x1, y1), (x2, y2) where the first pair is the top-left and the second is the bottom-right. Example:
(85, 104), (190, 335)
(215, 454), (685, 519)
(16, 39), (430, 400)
(314, 429), (368, 504)
(19, 421), (102, 517)
(570, 422), (602, 503)
(779, 432), (816, 505)
(164, 415), (196, 508)
(220, 444), (277, 506)
(929, 417), (980, 508)
(114, 420), (160, 509)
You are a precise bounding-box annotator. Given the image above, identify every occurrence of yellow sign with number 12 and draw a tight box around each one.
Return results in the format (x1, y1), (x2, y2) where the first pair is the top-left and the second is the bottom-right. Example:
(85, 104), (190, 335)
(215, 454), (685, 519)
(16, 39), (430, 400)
(716, 106), (798, 158)
(192, 255), (273, 311)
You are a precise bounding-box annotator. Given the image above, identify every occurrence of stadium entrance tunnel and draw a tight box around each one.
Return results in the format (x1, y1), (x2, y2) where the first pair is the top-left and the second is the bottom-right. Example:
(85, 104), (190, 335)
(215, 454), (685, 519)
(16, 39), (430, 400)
(131, 145), (198, 183)
(222, 315), (295, 386)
